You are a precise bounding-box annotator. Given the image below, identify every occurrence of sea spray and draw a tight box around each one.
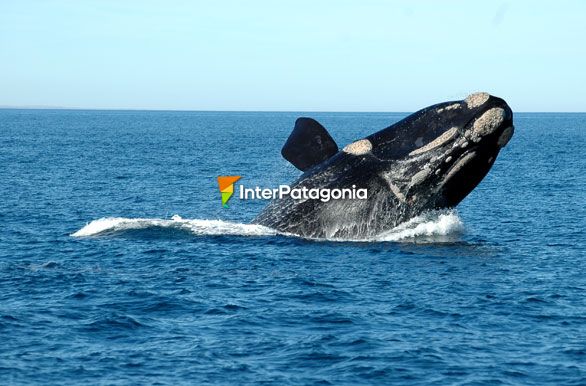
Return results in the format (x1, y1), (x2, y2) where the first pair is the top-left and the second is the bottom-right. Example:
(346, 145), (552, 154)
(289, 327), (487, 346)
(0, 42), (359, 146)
(72, 210), (463, 242)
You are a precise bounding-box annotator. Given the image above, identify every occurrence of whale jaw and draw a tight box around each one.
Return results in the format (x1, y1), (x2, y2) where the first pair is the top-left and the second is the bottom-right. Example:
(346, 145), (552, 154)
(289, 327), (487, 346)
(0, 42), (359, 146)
(254, 93), (514, 239)
(436, 95), (513, 208)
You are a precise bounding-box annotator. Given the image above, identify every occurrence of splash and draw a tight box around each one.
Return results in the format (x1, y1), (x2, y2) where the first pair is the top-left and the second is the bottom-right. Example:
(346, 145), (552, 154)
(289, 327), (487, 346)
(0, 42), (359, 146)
(371, 210), (464, 242)
(72, 210), (463, 242)
(303, 209), (464, 242)
(71, 215), (276, 238)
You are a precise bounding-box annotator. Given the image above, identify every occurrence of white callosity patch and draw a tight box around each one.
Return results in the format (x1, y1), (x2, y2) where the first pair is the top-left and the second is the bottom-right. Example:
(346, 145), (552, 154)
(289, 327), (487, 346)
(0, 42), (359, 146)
(468, 107), (505, 142)
(343, 139), (372, 155)
(437, 103), (461, 113)
(465, 92), (490, 108)
(409, 167), (432, 187)
(389, 183), (406, 202)
(409, 127), (458, 156)
(380, 171), (407, 202)
(498, 126), (514, 147)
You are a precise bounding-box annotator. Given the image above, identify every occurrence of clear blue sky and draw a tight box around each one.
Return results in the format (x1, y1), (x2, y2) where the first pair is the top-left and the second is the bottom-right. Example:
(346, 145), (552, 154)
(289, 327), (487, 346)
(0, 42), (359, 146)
(0, 1), (584, 111)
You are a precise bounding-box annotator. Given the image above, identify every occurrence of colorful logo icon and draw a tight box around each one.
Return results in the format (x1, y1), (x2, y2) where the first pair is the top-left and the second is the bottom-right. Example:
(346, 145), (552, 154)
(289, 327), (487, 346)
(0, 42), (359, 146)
(217, 176), (241, 208)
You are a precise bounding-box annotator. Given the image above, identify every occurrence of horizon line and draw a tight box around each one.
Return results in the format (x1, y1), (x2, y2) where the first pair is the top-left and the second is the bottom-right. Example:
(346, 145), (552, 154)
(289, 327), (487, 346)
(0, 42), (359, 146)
(1, 106), (585, 114)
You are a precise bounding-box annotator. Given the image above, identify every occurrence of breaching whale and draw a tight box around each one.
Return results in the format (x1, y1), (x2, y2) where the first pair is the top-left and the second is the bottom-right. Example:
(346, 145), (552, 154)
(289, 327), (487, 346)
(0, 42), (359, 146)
(253, 92), (514, 239)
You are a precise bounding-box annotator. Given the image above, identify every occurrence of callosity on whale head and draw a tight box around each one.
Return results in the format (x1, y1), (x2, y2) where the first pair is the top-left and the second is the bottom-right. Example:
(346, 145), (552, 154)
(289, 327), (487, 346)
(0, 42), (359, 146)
(253, 92), (514, 239)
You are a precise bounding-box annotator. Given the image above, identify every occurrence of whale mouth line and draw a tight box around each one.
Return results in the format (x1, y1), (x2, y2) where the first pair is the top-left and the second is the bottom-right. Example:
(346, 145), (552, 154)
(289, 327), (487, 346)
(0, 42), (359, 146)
(441, 149), (478, 185)
(410, 105), (508, 160)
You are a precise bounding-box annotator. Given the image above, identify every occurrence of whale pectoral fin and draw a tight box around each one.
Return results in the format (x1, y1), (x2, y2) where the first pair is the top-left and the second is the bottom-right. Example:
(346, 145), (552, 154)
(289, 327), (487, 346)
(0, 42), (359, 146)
(281, 117), (339, 171)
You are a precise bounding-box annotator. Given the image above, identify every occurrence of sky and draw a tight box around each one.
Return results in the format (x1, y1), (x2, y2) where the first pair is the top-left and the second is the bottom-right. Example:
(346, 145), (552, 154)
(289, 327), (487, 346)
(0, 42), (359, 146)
(0, 0), (585, 112)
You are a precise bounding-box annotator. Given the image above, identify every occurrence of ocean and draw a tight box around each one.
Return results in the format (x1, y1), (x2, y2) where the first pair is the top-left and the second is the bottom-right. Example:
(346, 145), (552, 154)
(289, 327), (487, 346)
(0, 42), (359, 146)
(1, 109), (585, 385)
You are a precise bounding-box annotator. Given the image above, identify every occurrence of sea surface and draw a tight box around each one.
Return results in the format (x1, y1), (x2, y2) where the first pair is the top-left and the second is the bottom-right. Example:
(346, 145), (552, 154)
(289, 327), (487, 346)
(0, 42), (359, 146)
(1, 109), (585, 385)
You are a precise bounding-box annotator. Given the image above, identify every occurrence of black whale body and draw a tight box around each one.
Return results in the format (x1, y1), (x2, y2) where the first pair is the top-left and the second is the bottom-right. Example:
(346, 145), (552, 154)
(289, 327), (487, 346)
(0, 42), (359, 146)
(253, 92), (514, 239)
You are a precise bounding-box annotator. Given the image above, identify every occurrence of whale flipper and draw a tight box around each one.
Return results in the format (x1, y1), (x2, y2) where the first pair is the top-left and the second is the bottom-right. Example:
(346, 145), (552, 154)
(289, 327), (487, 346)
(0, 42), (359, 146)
(281, 118), (338, 171)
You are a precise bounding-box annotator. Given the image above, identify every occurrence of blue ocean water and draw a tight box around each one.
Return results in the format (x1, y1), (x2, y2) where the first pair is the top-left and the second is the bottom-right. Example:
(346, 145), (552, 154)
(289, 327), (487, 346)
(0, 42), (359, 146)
(1, 109), (585, 385)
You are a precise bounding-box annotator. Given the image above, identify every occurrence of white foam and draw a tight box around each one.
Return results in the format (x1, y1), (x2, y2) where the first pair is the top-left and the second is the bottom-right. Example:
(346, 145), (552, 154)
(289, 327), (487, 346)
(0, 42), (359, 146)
(72, 210), (463, 243)
(71, 215), (276, 237)
(372, 210), (464, 242)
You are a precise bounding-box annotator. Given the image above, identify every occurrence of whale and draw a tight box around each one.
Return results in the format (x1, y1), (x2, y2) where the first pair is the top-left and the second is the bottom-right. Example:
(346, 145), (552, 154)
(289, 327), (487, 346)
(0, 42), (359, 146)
(253, 92), (514, 239)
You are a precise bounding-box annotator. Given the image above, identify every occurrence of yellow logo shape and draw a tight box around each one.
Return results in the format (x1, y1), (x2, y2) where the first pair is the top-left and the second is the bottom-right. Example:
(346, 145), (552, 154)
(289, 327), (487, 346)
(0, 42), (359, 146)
(217, 176), (241, 208)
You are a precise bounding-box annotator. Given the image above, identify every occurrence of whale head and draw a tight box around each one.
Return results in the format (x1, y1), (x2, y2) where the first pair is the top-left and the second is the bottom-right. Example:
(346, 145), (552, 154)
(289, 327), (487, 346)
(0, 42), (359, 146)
(368, 92), (514, 209)
(255, 92), (514, 238)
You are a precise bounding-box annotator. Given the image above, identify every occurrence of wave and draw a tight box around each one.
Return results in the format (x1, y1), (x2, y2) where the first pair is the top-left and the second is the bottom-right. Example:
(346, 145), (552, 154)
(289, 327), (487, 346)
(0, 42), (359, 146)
(72, 211), (463, 243)
(370, 210), (464, 242)
(71, 215), (276, 238)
